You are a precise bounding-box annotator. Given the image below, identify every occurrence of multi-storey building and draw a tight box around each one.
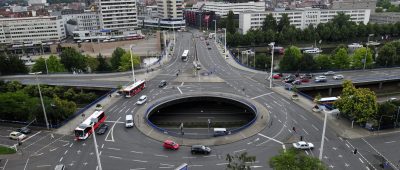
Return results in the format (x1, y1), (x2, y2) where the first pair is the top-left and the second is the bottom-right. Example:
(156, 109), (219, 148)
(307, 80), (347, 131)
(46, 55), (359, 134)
(157, 0), (183, 20)
(194, 1), (265, 17)
(0, 16), (66, 44)
(98, 0), (138, 34)
(239, 8), (371, 34)
(370, 12), (400, 24)
(62, 10), (100, 35)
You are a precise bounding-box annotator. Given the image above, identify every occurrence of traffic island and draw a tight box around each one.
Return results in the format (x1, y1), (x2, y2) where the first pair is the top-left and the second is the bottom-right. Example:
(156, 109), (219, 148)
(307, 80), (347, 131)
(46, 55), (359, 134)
(134, 92), (270, 146)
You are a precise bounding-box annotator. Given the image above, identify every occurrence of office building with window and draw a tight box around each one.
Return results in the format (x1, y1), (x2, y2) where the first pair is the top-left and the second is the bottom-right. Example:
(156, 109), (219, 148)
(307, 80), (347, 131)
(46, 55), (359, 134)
(98, 0), (139, 34)
(194, 1), (265, 17)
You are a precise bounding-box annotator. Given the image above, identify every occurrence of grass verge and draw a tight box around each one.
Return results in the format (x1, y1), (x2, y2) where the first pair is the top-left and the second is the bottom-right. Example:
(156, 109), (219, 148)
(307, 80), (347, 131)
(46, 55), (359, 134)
(0, 145), (16, 154)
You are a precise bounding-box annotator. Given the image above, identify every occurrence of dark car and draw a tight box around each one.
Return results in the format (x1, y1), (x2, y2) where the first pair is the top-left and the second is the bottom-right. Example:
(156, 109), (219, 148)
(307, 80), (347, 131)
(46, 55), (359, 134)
(300, 73), (313, 79)
(17, 127), (31, 134)
(284, 77), (295, 83)
(191, 145), (211, 154)
(292, 80), (301, 85)
(96, 124), (109, 135)
(208, 46), (212, 50)
(159, 80), (167, 88)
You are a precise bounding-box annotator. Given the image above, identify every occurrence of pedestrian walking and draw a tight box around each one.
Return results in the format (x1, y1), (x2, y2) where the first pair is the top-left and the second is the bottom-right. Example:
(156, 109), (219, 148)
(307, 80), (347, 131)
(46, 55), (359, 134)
(292, 127), (296, 132)
(50, 133), (54, 140)
(109, 94), (112, 98)
(300, 136), (303, 141)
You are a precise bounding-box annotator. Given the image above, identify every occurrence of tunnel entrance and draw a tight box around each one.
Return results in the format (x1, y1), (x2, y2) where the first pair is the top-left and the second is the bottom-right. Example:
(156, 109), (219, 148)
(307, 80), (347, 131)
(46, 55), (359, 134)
(147, 96), (257, 138)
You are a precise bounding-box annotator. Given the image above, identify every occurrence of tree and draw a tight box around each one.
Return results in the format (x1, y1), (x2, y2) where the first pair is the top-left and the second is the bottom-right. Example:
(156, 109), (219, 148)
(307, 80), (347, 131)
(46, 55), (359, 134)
(59, 47), (87, 72)
(85, 54), (99, 73)
(376, 43), (398, 67)
(110, 47), (126, 71)
(277, 13), (290, 32)
(270, 148), (327, 170)
(314, 54), (332, 70)
(279, 46), (302, 71)
(255, 53), (271, 70)
(334, 80), (378, 124)
(351, 47), (373, 69)
(331, 48), (350, 69)
(32, 55), (65, 73)
(377, 0), (392, 9)
(118, 52), (140, 71)
(0, 54), (28, 75)
(96, 53), (111, 72)
(226, 10), (236, 34)
(299, 53), (317, 71)
(51, 95), (76, 123)
(262, 13), (277, 32)
(226, 152), (256, 170)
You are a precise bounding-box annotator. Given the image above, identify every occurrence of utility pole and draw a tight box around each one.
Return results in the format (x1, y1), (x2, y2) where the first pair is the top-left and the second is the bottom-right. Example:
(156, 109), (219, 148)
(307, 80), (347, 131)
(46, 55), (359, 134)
(129, 45), (136, 82)
(319, 110), (328, 160)
(268, 42), (275, 88)
(91, 118), (102, 170)
(30, 72), (49, 129)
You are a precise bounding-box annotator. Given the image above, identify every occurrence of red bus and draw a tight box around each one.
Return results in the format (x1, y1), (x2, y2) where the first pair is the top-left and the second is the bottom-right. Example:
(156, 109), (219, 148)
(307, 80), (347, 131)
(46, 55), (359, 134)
(74, 111), (106, 140)
(123, 80), (146, 98)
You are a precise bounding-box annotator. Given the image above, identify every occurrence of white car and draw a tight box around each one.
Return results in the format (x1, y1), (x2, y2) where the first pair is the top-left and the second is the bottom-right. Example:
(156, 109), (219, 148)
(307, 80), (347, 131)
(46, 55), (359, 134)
(293, 141), (314, 150)
(323, 71), (335, 76)
(333, 74), (344, 80)
(314, 76), (327, 83)
(136, 95), (147, 105)
(9, 131), (26, 140)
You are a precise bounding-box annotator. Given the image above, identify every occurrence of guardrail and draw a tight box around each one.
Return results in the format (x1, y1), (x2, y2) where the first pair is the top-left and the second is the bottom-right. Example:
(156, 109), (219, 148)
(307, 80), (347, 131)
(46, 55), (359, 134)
(143, 94), (258, 139)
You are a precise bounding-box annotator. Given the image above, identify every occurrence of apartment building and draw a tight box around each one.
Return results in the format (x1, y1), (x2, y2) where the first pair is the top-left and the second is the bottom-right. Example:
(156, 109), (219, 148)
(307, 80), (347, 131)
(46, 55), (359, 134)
(194, 1), (265, 17)
(0, 16), (66, 44)
(98, 0), (138, 33)
(157, 0), (183, 20)
(239, 8), (371, 34)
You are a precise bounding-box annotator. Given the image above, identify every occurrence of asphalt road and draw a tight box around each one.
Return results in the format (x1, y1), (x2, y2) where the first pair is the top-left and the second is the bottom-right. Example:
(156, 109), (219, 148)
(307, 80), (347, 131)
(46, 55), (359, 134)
(1, 29), (399, 170)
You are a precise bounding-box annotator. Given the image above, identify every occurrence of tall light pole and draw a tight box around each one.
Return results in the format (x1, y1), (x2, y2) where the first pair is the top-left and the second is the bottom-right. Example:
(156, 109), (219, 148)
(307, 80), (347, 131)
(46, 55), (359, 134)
(213, 20), (216, 43)
(268, 42), (275, 88)
(172, 23), (176, 45)
(223, 28), (227, 59)
(30, 72), (49, 129)
(44, 58), (48, 74)
(129, 45), (136, 82)
(91, 118), (102, 170)
(319, 110), (328, 160)
(364, 34), (374, 70)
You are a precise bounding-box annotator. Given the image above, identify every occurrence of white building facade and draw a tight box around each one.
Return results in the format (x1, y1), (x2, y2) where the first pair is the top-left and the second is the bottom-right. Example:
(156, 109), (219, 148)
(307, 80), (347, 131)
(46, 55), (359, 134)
(157, 0), (183, 20)
(0, 16), (66, 44)
(62, 11), (100, 36)
(98, 0), (138, 33)
(239, 8), (371, 34)
(194, 1), (265, 17)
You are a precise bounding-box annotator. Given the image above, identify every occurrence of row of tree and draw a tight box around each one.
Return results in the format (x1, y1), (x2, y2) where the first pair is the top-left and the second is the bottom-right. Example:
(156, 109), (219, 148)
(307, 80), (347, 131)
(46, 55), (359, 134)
(0, 81), (99, 125)
(1, 46), (141, 75)
(225, 12), (400, 46)
(376, 0), (400, 12)
(334, 80), (400, 128)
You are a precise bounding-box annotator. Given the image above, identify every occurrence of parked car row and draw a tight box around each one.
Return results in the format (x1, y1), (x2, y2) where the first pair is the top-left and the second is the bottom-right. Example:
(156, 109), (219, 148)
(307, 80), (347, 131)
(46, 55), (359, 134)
(276, 71), (344, 84)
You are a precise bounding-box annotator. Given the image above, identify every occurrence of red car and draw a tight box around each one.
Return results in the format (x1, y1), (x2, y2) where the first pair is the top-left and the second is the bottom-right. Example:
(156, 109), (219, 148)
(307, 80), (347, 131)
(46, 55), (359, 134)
(163, 140), (179, 150)
(300, 78), (310, 83)
(272, 74), (281, 79)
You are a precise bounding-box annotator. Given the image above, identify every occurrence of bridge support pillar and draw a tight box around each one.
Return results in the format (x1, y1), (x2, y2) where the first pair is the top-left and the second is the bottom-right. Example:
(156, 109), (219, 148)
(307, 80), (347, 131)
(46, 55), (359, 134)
(379, 82), (383, 89)
(328, 88), (332, 96)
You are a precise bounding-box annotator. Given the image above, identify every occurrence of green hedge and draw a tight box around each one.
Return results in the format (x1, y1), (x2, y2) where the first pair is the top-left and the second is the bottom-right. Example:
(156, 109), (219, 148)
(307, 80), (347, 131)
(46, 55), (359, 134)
(0, 145), (16, 154)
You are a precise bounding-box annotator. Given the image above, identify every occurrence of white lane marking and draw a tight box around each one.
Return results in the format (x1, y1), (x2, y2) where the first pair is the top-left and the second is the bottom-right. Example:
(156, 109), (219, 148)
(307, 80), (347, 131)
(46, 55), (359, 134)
(324, 137), (329, 142)
(345, 144), (350, 148)
(99, 151), (102, 156)
(233, 149), (246, 153)
(107, 147), (120, 151)
(182, 157), (196, 159)
(203, 154), (216, 158)
(109, 156), (122, 159)
(22, 131), (41, 143)
(132, 160), (148, 163)
(303, 129), (309, 135)
(130, 168), (146, 170)
(50, 147), (58, 152)
(36, 165), (51, 168)
(311, 124), (319, 131)
(362, 138), (397, 170)
(155, 154), (168, 158)
(180, 82), (184, 86)
(131, 150), (143, 154)
(23, 158), (29, 170)
(125, 108), (131, 114)
(159, 163), (174, 166)
(251, 92), (274, 99)
(384, 141), (396, 144)
(299, 115), (307, 120)
(216, 163), (229, 166)
(59, 157), (63, 162)
(177, 86), (183, 94)
(105, 116), (121, 142)
(292, 119), (298, 124)
(69, 143), (73, 147)
(1, 159), (8, 169)
(250, 166), (263, 168)
(64, 150), (68, 155)
(257, 133), (284, 145)
(22, 132), (49, 149)
(101, 144), (104, 149)
(359, 158), (364, 163)
(346, 140), (377, 170)
(62, 143), (69, 147)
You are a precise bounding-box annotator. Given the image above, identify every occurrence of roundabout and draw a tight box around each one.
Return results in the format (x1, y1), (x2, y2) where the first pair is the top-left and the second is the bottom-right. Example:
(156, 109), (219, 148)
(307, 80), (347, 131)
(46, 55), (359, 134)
(135, 92), (270, 145)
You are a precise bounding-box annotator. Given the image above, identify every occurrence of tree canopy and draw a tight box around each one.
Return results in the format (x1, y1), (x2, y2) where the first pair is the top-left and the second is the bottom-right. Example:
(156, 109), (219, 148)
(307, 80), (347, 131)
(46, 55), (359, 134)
(226, 10), (236, 34)
(118, 52), (140, 72)
(59, 47), (87, 72)
(111, 47), (126, 71)
(270, 148), (327, 170)
(226, 152), (256, 170)
(0, 53), (28, 75)
(279, 46), (302, 71)
(32, 55), (66, 73)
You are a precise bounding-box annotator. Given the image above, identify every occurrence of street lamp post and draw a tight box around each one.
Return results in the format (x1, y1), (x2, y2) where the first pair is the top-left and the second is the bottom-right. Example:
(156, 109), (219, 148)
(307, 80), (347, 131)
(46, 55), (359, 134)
(213, 20), (216, 43)
(91, 118), (102, 170)
(172, 23), (176, 45)
(319, 110), (328, 160)
(129, 45), (136, 82)
(30, 72), (49, 129)
(44, 58), (48, 74)
(268, 42), (275, 88)
(364, 34), (374, 70)
(223, 28), (227, 59)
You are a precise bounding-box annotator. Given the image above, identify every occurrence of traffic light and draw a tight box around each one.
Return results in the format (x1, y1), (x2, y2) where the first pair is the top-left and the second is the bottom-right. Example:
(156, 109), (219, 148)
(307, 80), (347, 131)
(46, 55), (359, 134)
(353, 149), (358, 154)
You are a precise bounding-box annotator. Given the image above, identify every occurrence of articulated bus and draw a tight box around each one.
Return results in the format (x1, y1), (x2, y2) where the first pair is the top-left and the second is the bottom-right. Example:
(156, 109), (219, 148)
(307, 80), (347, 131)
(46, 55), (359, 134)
(74, 111), (106, 140)
(181, 50), (189, 62)
(123, 80), (146, 98)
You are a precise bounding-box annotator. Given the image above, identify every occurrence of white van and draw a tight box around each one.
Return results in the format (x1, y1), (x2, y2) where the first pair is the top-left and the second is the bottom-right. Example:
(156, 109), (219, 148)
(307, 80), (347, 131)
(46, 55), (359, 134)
(213, 128), (227, 137)
(125, 115), (134, 128)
